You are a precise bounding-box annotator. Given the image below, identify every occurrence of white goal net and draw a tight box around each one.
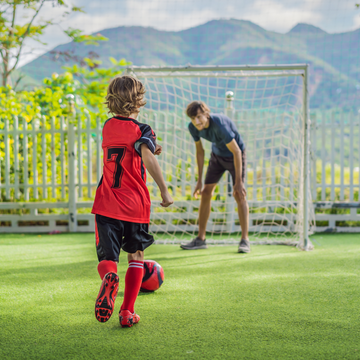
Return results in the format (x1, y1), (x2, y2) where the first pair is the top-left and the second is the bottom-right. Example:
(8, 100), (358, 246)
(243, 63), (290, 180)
(128, 65), (315, 250)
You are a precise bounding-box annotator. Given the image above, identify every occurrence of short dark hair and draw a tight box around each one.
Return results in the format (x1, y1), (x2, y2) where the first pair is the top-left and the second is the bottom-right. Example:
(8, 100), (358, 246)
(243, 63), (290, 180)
(104, 75), (146, 116)
(186, 101), (210, 118)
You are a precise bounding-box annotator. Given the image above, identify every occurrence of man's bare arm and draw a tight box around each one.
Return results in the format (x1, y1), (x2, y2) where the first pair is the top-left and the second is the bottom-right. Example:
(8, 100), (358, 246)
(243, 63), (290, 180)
(193, 140), (205, 198)
(195, 140), (205, 181)
(226, 139), (246, 199)
(226, 139), (242, 183)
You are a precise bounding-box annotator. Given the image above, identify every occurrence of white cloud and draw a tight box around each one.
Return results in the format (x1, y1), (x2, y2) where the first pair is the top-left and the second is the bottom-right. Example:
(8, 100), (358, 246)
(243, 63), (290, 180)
(354, 14), (360, 29)
(64, 2), (220, 33)
(241, 0), (323, 33)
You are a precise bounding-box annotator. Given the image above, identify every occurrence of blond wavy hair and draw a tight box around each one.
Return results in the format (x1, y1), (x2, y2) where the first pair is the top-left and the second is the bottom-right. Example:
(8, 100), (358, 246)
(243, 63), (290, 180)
(105, 75), (146, 116)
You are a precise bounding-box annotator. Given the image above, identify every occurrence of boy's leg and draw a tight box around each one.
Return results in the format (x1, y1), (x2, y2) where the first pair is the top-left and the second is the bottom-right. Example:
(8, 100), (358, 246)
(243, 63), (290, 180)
(121, 251), (144, 313)
(95, 271), (120, 322)
(97, 260), (117, 280)
(119, 250), (144, 327)
(95, 215), (122, 322)
(120, 222), (154, 327)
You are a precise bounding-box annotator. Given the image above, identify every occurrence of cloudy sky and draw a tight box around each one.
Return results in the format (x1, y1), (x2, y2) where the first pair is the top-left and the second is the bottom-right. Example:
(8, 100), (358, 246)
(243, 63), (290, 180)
(17, 0), (360, 66)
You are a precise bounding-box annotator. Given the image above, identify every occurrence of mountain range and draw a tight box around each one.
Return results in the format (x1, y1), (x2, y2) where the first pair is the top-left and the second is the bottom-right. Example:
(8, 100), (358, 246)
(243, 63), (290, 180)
(20, 19), (360, 110)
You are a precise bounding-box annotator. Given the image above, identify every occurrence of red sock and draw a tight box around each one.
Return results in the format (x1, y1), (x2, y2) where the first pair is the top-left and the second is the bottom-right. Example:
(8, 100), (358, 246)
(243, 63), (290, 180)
(97, 260), (117, 280)
(121, 260), (144, 313)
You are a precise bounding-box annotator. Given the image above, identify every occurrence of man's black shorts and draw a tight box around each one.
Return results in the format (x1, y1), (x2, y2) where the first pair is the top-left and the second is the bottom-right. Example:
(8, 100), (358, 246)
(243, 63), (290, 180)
(204, 149), (246, 185)
(95, 214), (154, 262)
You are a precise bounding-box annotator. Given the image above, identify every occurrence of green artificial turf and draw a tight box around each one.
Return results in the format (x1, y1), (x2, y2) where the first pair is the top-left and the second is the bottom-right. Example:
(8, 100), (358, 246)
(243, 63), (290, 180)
(0, 233), (359, 360)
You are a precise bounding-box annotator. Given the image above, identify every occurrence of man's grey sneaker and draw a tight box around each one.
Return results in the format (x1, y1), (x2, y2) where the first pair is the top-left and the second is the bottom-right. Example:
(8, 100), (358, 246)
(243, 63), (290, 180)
(238, 239), (251, 253)
(180, 237), (208, 250)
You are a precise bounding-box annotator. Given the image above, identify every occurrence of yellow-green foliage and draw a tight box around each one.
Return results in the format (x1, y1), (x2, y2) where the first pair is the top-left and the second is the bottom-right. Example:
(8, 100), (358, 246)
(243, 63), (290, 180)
(318, 161), (359, 185)
(0, 58), (130, 202)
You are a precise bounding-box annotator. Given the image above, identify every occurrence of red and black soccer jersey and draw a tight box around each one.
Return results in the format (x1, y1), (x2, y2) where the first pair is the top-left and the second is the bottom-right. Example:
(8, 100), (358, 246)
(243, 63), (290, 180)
(91, 116), (156, 223)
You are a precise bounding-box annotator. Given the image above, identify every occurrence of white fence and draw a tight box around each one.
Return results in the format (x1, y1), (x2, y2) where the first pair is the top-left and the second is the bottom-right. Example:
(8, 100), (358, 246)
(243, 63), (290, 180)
(0, 110), (359, 233)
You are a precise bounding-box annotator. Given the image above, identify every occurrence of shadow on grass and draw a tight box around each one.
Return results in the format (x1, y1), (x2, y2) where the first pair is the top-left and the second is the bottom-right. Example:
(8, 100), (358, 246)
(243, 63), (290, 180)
(0, 260), (98, 281)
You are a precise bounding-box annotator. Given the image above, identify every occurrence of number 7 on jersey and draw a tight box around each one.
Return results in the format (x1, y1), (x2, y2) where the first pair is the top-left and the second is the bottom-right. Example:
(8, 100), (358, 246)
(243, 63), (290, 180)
(107, 147), (126, 188)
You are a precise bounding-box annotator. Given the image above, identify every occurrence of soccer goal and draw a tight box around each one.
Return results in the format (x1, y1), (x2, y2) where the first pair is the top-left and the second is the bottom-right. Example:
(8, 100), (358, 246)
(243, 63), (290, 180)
(127, 64), (315, 250)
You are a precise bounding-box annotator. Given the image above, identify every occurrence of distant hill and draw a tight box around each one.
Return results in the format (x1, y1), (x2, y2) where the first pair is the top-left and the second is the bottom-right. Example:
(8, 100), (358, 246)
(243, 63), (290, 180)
(20, 19), (360, 110)
(288, 23), (327, 35)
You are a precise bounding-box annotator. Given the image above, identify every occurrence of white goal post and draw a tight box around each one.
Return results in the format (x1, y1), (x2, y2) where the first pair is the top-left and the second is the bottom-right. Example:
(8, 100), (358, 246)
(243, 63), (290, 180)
(127, 64), (314, 250)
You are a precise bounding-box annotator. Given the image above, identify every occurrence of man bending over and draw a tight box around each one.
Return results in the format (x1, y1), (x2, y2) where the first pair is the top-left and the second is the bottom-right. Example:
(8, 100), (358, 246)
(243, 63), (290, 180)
(180, 101), (250, 253)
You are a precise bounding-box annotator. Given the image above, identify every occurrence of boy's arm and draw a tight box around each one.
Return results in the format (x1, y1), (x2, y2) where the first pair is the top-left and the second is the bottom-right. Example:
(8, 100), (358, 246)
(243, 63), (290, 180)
(193, 140), (205, 198)
(226, 139), (246, 200)
(141, 144), (173, 207)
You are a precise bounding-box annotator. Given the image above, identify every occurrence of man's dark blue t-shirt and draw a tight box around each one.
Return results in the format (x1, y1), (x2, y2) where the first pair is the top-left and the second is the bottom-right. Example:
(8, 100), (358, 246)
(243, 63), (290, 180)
(188, 114), (245, 158)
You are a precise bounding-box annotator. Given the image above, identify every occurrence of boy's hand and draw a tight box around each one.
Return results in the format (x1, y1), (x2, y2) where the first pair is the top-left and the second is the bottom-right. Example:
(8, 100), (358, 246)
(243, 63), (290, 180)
(154, 144), (162, 156)
(160, 190), (174, 207)
(193, 181), (202, 199)
(233, 182), (246, 200)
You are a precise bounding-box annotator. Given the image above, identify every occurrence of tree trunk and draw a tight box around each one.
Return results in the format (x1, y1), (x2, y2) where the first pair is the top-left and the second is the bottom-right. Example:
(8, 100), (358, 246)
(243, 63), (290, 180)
(2, 67), (8, 87)
(2, 50), (10, 86)
(2, 72), (9, 87)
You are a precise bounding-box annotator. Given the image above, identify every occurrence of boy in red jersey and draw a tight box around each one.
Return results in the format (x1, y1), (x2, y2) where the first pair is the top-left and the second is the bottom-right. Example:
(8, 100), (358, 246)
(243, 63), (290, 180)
(92, 75), (173, 327)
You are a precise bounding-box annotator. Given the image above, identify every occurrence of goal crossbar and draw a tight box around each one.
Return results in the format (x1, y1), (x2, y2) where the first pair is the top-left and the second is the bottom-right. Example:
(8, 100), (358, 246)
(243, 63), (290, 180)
(127, 71), (305, 78)
(127, 64), (309, 72)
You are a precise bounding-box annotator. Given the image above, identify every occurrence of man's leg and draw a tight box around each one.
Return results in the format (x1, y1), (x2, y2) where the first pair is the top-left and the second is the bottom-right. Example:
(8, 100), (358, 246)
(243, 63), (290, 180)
(180, 183), (217, 250)
(181, 152), (225, 250)
(229, 148), (250, 253)
(198, 183), (217, 240)
(235, 195), (249, 240)
(234, 193), (250, 253)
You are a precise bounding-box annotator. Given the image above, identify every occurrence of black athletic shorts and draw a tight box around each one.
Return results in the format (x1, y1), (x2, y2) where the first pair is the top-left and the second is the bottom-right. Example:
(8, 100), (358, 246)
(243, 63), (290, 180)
(204, 150), (246, 185)
(95, 214), (154, 262)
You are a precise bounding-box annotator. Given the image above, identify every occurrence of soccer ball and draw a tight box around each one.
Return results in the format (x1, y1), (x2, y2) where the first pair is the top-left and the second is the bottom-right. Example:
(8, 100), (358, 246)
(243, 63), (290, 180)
(140, 260), (164, 292)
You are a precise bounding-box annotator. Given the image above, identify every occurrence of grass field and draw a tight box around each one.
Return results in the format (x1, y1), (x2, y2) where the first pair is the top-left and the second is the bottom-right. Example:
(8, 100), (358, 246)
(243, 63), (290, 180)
(0, 233), (359, 360)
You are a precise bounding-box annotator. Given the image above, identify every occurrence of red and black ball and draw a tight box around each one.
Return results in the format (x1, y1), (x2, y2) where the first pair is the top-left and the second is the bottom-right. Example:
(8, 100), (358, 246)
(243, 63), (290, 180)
(140, 260), (164, 292)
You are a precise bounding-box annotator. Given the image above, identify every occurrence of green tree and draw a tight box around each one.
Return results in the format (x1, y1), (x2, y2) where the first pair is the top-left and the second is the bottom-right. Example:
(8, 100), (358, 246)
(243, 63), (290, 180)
(0, 55), (130, 201)
(0, 0), (106, 87)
